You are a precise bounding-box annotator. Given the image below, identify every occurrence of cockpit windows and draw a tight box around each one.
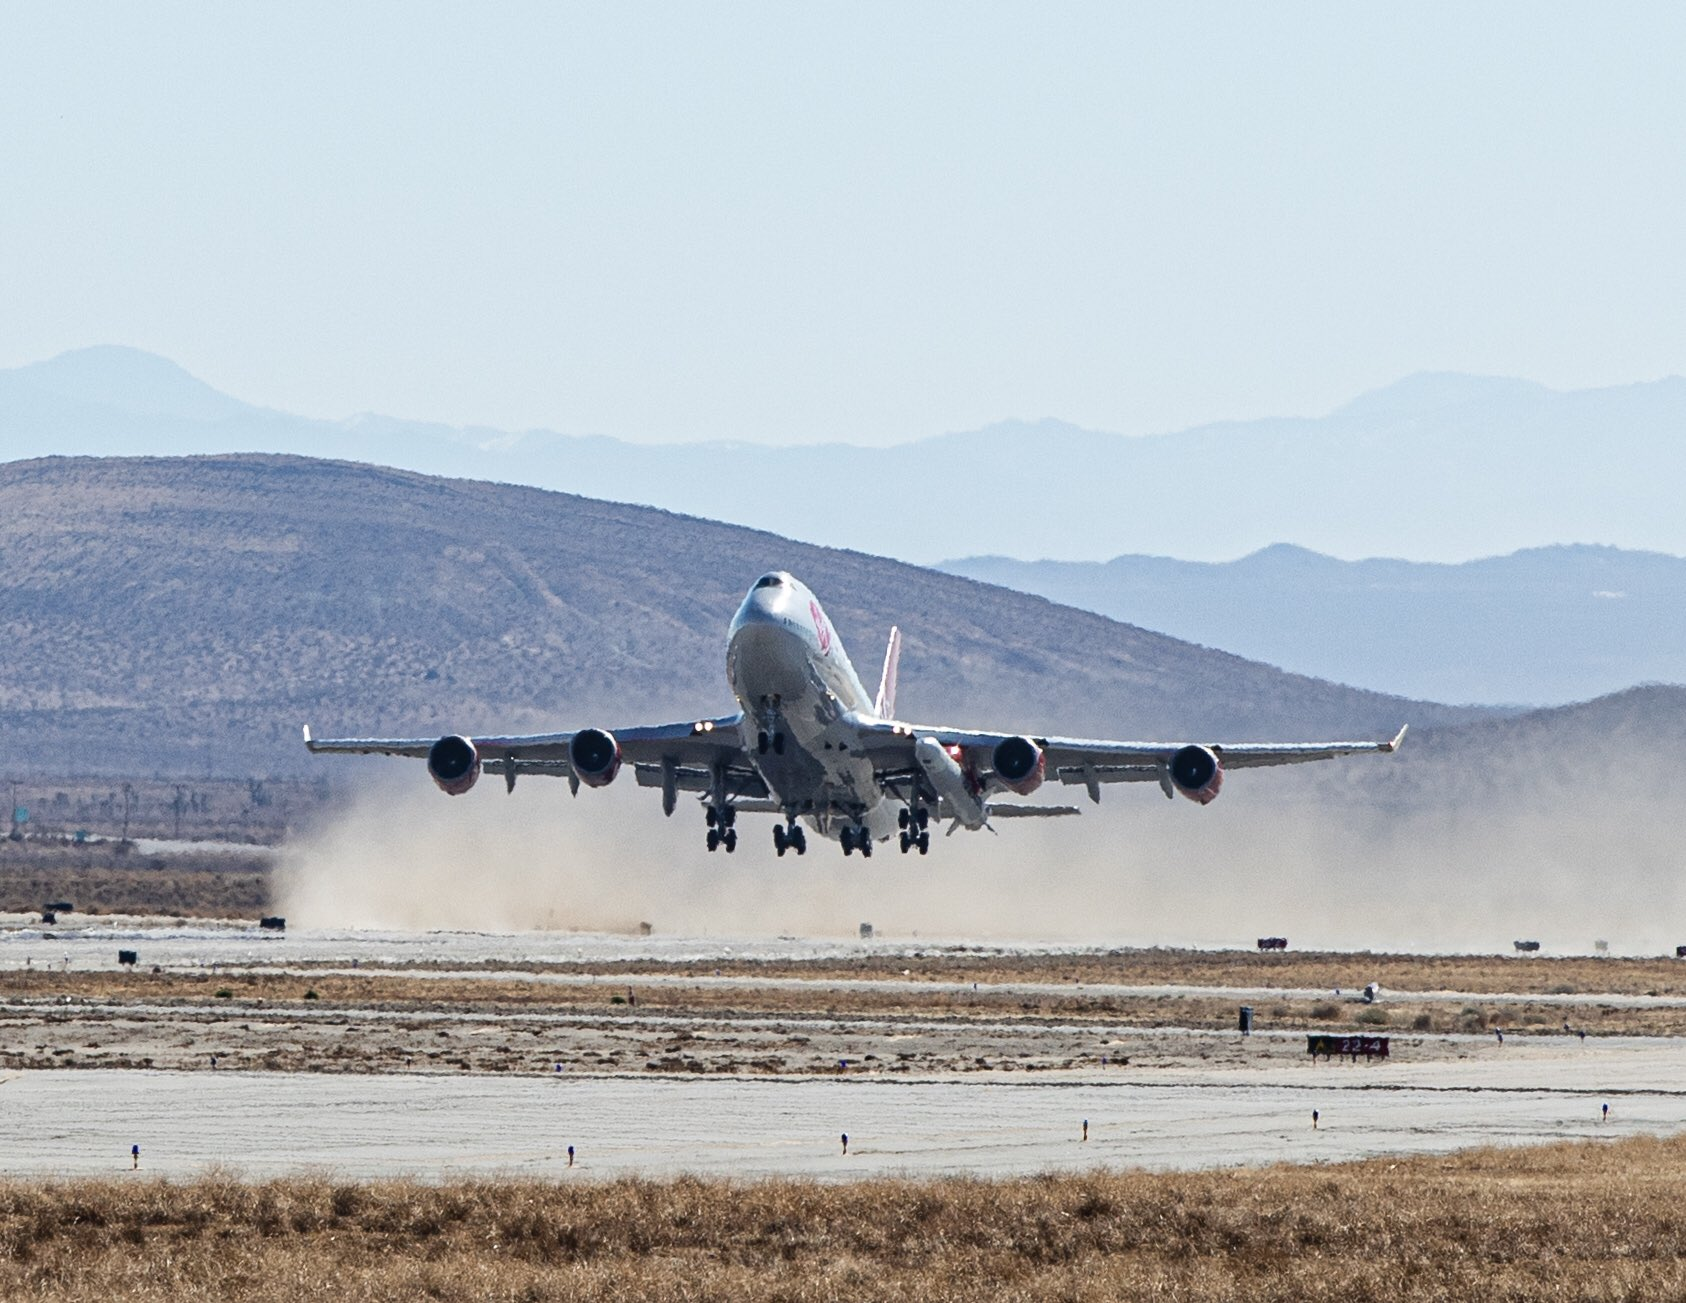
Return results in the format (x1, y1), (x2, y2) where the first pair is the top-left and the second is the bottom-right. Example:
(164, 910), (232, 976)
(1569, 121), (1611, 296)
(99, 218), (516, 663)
(754, 573), (785, 589)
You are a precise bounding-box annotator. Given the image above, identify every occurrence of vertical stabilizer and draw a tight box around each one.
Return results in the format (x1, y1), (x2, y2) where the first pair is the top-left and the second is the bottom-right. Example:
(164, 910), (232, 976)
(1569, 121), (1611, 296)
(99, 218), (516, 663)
(874, 625), (901, 720)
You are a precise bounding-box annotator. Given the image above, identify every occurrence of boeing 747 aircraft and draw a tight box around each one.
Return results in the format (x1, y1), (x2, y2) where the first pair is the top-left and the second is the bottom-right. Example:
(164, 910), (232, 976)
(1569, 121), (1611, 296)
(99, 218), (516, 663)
(304, 571), (1405, 857)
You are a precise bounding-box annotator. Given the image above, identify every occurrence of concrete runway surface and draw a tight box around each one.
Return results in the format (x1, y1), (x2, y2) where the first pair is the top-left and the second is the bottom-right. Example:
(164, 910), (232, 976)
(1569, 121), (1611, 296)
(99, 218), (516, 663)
(3, 1037), (1681, 1182)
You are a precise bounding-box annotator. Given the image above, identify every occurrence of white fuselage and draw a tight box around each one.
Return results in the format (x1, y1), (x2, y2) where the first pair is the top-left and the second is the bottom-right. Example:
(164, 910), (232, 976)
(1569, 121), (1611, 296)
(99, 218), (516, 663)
(726, 572), (901, 844)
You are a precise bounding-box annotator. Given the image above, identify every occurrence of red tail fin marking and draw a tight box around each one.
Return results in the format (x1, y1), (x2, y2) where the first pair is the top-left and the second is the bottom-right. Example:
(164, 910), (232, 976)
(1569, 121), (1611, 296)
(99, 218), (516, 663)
(874, 625), (901, 720)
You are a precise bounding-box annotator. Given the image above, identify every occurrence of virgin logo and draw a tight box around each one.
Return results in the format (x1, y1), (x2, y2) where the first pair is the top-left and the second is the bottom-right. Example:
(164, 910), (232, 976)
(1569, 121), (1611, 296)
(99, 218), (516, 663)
(810, 600), (832, 655)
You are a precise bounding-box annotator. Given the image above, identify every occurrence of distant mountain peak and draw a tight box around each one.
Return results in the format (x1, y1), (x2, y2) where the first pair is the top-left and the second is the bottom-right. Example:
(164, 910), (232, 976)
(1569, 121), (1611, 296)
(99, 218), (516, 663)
(1332, 372), (1552, 423)
(1231, 543), (1337, 568)
(7, 346), (253, 423)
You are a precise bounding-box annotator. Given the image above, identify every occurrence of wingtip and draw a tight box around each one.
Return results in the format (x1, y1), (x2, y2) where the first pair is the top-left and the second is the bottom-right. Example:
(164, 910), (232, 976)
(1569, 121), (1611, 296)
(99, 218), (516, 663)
(302, 724), (315, 751)
(1383, 724), (1409, 753)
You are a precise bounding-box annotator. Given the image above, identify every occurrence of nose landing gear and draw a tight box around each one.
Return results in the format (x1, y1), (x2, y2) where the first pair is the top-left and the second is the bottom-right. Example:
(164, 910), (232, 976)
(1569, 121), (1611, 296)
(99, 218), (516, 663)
(755, 696), (786, 756)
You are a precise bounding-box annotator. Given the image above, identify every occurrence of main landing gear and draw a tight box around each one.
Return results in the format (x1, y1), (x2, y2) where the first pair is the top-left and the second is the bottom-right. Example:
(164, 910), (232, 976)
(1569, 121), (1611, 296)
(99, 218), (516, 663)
(898, 806), (931, 855)
(772, 822), (808, 857)
(756, 730), (786, 756)
(705, 804), (737, 853)
(839, 826), (873, 858)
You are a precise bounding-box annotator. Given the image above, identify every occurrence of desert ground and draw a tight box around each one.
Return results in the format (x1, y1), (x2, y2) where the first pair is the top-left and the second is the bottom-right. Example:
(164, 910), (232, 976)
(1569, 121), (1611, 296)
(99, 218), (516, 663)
(2, 860), (1686, 1298)
(1, 908), (1684, 1175)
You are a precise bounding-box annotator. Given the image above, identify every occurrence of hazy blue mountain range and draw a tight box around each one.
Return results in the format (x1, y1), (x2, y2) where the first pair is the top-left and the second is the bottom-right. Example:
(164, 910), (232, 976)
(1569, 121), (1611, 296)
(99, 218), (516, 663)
(0, 455), (1479, 779)
(939, 545), (1686, 706)
(5, 348), (1686, 565)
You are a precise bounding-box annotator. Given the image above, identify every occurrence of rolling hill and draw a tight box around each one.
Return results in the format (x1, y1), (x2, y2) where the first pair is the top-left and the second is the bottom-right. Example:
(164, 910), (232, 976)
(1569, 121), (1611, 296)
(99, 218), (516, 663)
(0, 454), (1477, 778)
(939, 544), (1686, 705)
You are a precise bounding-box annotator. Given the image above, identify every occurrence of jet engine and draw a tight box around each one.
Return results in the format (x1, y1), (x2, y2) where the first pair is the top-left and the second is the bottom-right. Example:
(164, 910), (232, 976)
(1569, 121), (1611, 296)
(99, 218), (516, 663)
(1169, 744), (1224, 804)
(568, 727), (622, 787)
(991, 735), (1045, 795)
(427, 734), (481, 796)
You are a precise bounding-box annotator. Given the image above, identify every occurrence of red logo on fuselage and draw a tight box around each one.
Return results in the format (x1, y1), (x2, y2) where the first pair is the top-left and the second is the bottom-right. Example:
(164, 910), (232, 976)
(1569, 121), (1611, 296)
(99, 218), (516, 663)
(810, 599), (832, 655)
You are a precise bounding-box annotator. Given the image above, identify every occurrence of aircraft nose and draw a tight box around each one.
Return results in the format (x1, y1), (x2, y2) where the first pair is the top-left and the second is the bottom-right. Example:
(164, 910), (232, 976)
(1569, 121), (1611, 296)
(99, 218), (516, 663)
(732, 585), (782, 636)
(735, 574), (797, 629)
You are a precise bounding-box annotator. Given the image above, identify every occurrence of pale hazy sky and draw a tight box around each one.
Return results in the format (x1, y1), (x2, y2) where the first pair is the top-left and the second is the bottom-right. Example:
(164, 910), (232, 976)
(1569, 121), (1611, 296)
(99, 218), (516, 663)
(3, 3), (1683, 445)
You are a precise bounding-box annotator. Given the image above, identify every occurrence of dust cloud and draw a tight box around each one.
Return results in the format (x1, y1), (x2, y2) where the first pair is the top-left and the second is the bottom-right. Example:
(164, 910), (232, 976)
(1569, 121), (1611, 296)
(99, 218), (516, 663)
(275, 757), (1686, 956)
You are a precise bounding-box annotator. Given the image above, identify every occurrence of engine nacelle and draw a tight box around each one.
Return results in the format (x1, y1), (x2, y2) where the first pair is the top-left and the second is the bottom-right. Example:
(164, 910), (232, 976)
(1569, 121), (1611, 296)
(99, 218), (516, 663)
(1169, 744), (1224, 805)
(427, 734), (481, 796)
(568, 727), (622, 788)
(991, 735), (1045, 796)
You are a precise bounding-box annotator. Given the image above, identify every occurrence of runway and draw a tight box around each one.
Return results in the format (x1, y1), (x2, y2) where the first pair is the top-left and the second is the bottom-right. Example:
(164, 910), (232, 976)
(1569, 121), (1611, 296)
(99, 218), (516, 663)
(4, 1036), (1681, 1182)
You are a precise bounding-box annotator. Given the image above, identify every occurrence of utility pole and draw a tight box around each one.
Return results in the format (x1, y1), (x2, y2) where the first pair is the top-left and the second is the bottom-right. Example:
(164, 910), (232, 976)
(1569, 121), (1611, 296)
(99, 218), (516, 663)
(121, 783), (134, 846)
(173, 785), (186, 840)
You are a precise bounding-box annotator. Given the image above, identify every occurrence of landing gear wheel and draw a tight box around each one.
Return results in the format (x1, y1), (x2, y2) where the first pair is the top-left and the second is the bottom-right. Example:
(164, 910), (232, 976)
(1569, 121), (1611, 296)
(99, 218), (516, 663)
(859, 834), (872, 859)
(916, 808), (930, 830)
(706, 828), (720, 852)
(757, 732), (770, 754)
(773, 825), (787, 856)
(721, 806), (736, 828)
(791, 826), (807, 855)
(898, 809), (910, 830)
(899, 832), (911, 854)
(840, 827), (855, 856)
(723, 829), (737, 853)
(917, 832), (930, 855)
(772, 732), (785, 755)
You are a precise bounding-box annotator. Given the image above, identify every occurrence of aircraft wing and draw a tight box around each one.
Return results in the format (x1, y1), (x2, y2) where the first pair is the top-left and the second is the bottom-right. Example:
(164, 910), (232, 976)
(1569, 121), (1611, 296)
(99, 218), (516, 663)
(853, 714), (1406, 802)
(303, 714), (768, 806)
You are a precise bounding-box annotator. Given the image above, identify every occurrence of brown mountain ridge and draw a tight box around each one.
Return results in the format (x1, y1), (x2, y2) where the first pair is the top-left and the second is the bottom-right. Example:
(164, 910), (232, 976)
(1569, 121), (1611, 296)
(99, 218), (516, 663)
(0, 454), (1480, 778)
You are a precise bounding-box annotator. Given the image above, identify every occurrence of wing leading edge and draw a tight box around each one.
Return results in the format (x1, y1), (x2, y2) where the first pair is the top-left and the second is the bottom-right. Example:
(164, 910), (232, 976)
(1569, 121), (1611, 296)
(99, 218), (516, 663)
(302, 715), (757, 806)
(851, 715), (1407, 804)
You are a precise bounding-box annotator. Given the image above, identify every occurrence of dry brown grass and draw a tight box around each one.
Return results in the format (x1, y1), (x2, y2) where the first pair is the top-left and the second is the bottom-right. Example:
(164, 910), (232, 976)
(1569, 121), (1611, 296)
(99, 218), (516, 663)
(4, 966), (1679, 1039)
(1, 1135), (1684, 1300)
(0, 841), (271, 917)
(506, 948), (1686, 998)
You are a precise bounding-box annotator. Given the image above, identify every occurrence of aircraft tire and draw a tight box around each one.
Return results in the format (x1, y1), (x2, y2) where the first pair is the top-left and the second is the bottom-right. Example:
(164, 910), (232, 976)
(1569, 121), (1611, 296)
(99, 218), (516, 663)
(724, 829), (737, 853)
(706, 828), (720, 852)
(791, 827), (807, 855)
(773, 825), (787, 853)
(917, 833), (930, 855)
(899, 832), (911, 854)
(860, 835), (872, 859)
